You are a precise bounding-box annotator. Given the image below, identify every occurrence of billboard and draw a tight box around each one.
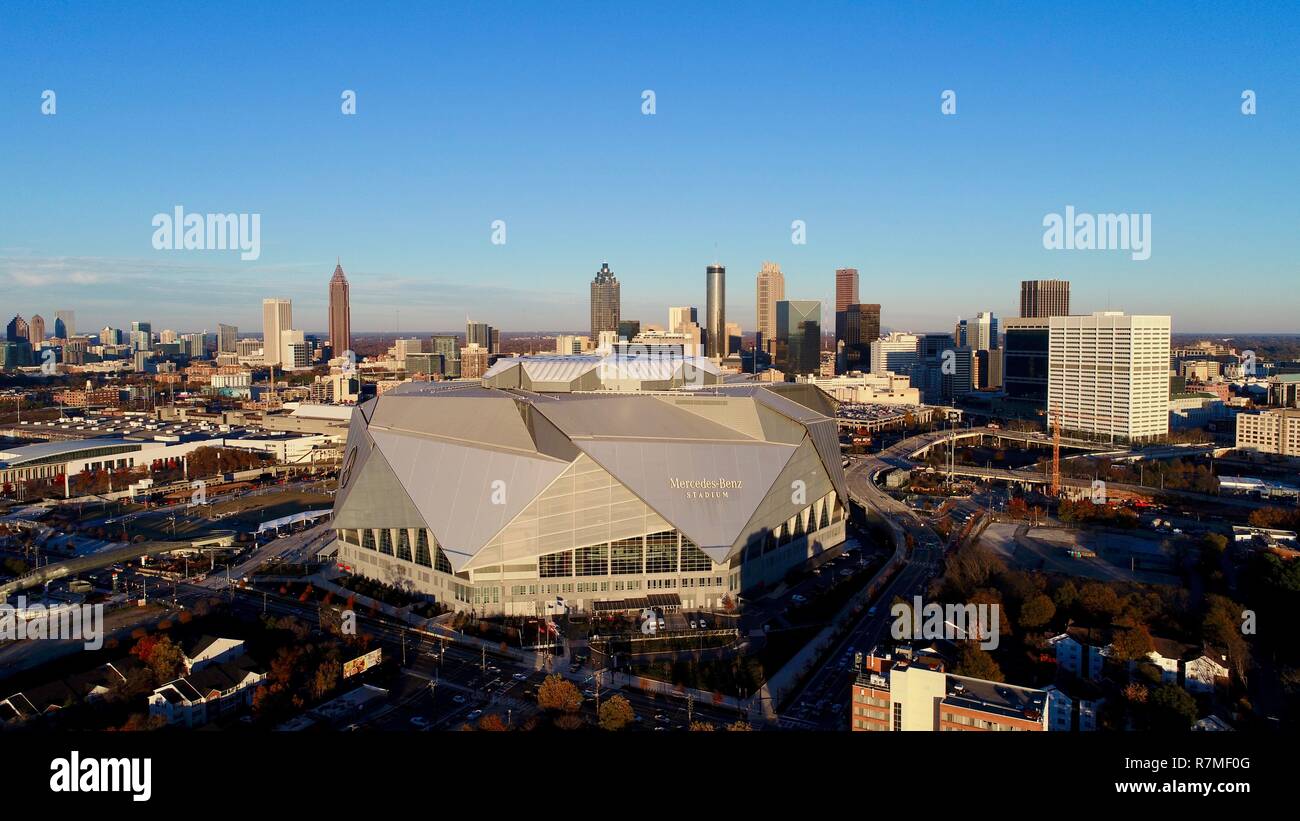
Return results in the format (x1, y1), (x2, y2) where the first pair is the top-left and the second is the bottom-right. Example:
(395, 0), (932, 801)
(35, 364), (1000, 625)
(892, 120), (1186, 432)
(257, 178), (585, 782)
(342, 648), (382, 679)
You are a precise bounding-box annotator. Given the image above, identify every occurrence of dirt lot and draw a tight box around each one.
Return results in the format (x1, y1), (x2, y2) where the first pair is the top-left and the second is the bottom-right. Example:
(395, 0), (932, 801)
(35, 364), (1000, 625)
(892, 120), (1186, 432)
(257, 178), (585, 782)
(979, 522), (1179, 585)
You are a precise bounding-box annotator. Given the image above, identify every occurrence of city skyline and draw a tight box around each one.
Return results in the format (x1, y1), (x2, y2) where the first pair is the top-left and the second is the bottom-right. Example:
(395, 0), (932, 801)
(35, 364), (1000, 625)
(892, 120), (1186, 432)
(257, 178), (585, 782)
(3, 3), (1297, 333)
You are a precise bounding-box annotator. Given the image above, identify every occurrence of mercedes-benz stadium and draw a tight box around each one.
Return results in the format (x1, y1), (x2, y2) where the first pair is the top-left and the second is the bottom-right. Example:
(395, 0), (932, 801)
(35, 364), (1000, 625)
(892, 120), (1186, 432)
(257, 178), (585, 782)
(330, 367), (848, 617)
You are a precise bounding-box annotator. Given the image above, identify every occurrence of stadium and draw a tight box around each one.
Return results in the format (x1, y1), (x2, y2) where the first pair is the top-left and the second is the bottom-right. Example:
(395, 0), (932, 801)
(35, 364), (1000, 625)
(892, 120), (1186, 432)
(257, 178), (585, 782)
(330, 359), (849, 617)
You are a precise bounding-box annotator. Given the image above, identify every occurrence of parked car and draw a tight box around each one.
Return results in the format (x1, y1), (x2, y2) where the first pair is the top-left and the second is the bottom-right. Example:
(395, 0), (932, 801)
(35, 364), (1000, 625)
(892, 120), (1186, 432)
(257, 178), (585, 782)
(466, 710), (483, 721)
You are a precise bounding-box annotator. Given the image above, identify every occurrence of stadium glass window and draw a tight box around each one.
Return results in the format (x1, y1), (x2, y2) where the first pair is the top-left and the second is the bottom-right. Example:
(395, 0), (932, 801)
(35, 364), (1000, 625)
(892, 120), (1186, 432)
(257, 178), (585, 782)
(819, 499), (831, 529)
(434, 544), (453, 574)
(414, 530), (432, 567)
(610, 537), (643, 574)
(539, 550), (573, 578)
(396, 529), (413, 562)
(645, 531), (678, 574)
(576, 543), (609, 576)
(361, 529), (377, 551)
(679, 539), (712, 572)
(379, 529), (394, 556)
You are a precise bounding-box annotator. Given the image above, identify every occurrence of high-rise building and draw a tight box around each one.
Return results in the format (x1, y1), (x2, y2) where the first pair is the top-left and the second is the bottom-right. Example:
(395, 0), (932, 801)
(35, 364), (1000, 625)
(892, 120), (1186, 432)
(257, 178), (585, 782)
(871, 332), (920, 376)
(617, 320), (641, 341)
(1048, 312), (1171, 441)
(460, 342), (490, 379)
(430, 334), (461, 378)
(755, 262), (785, 358)
(1003, 317), (1050, 407)
(280, 328), (309, 370)
(776, 300), (821, 376)
(28, 315), (45, 344)
(6, 315), (29, 343)
(1236, 408), (1300, 457)
(955, 312), (999, 351)
(130, 321), (152, 351)
(467, 320), (494, 350)
(329, 260), (352, 357)
(912, 333), (956, 404)
(836, 303), (880, 374)
(725, 322), (743, 357)
(590, 262), (620, 340)
(262, 299), (292, 366)
(1020, 279), (1071, 318)
(218, 323), (238, 353)
(668, 306), (697, 334)
(835, 268), (859, 313)
(55, 310), (75, 339)
(706, 264), (726, 359)
(180, 332), (206, 359)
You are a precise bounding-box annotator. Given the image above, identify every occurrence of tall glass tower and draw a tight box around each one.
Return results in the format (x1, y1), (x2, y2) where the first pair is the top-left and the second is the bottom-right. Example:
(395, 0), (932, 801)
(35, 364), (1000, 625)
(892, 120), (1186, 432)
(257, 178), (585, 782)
(590, 262), (620, 340)
(706, 264), (725, 359)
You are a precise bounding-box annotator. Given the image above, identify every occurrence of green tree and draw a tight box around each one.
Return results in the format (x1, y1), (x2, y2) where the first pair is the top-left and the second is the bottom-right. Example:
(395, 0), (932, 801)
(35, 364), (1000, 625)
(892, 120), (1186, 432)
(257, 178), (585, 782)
(1148, 684), (1198, 730)
(953, 643), (1004, 682)
(1018, 593), (1057, 631)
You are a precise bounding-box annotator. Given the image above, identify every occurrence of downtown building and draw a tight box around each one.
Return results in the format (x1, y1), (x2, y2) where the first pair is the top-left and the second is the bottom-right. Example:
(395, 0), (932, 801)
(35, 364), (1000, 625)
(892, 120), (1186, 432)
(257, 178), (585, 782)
(329, 261), (351, 358)
(590, 262), (620, 341)
(330, 354), (848, 616)
(1020, 279), (1070, 319)
(1048, 312), (1172, 441)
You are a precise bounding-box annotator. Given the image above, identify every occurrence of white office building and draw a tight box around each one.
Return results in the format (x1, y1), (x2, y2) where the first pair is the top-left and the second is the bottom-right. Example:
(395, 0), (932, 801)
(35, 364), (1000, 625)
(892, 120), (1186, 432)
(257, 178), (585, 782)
(1048, 312), (1171, 442)
(870, 332), (920, 376)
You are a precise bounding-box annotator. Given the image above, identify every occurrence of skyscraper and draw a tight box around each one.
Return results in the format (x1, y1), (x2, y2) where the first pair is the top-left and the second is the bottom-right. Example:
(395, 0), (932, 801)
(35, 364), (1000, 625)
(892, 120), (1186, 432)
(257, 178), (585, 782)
(1020, 279), (1070, 318)
(668, 306), (697, 333)
(706, 264), (725, 359)
(1048, 312), (1171, 441)
(218, 323), (238, 353)
(775, 299), (821, 376)
(590, 262), (620, 340)
(1002, 317), (1050, 407)
(262, 298), (292, 366)
(329, 260), (351, 357)
(54, 310), (75, 339)
(756, 261), (785, 358)
(28, 314), (45, 343)
(6, 315), (29, 343)
(835, 267), (859, 313)
(130, 321), (152, 352)
(467, 320), (494, 350)
(836, 303), (880, 373)
(955, 312), (999, 351)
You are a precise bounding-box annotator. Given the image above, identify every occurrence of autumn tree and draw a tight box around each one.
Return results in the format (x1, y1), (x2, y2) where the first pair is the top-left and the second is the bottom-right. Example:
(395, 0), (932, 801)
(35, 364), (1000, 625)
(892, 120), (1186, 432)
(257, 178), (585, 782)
(689, 721), (716, 731)
(1018, 593), (1057, 631)
(537, 674), (582, 713)
(953, 643), (1004, 683)
(1110, 623), (1155, 662)
(598, 695), (635, 731)
(478, 714), (509, 732)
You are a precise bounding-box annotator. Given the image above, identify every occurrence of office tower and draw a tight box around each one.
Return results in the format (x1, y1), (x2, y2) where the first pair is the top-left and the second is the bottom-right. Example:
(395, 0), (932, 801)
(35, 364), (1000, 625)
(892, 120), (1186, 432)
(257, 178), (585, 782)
(262, 299), (292, 366)
(460, 342), (489, 379)
(466, 320), (493, 350)
(835, 267), (859, 313)
(775, 299), (821, 376)
(871, 332), (920, 375)
(836, 303), (880, 374)
(1236, 409), (1300, 457)
(279, 329), (309, 370)
(99, 326), (119, 346)
(28, 314), (45, 343)
(160, 329), (177, 344)
(180, 332), (206, 358)
(1020, 279), (1071, 318)
(1048, 312), (1172, 441)
(755, 261), (785, 358)
(329, 260), (352, 357)
(590, 261), (620, 339)
(54, 310), (75, 339)
(1002, 317), (1050, 407)
(218, 323), (238, 353)
(955, 311), (999, 351)
(725, 322), (743, 357)
(617, 320), (640, 341)
(912, 333), (956, 403)
(394, 337), (425, 360)
(490, 328), (500, 355)
(556, 334), (590, 354)
(430, 334), (461, 378)
(6, 315), (29, 343)
(129, 321), (152, 352)
(668, 306), (697, 333)
(706, 264), (726, 359)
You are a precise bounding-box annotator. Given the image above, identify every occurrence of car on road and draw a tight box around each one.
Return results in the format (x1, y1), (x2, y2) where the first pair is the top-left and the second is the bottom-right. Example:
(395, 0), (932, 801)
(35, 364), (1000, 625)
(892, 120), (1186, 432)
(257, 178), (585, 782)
(697, 618), (709, 629)
(512, 672), (528, 681)
(466, 710), (483, 721)
(452, 695), (466, 704)
(867, 606), (878, 616)
(791, 594), (807, 604)
(657, 617), (666, 630)
(689, 619), (698, 629)
(409, 716), (432, 728)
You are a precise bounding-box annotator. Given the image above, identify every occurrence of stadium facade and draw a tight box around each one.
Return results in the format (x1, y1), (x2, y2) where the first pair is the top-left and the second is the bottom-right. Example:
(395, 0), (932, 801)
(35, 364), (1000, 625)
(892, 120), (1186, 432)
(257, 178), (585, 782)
(331, 355), (848, 616)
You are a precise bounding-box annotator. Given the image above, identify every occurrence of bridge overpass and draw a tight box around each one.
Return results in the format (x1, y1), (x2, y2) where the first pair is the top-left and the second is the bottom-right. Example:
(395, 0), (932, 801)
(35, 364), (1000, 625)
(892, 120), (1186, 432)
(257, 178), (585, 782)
(0, 535), (233, 598)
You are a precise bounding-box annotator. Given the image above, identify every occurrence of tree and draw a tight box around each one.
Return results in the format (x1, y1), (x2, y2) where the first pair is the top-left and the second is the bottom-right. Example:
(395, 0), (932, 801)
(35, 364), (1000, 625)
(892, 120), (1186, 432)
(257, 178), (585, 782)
(1078, 582), (1123, 621)
(689, 720), (716, 731)
(1148, 684), (1198, 730)
(1018, 594), (1056, 631)
(537, 674), (582, 713)
(953, 643), (1004, 682)
(726, 720), (753, 731)
(1110, 623), (1156, 663)
(478, 714), (509, 731)
(598, 695), (635, 731)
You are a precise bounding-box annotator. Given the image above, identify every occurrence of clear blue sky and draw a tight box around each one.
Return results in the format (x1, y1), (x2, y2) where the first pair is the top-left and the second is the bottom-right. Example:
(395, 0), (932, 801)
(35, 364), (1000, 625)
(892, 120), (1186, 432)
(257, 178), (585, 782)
(2, 1), (1297, 335)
